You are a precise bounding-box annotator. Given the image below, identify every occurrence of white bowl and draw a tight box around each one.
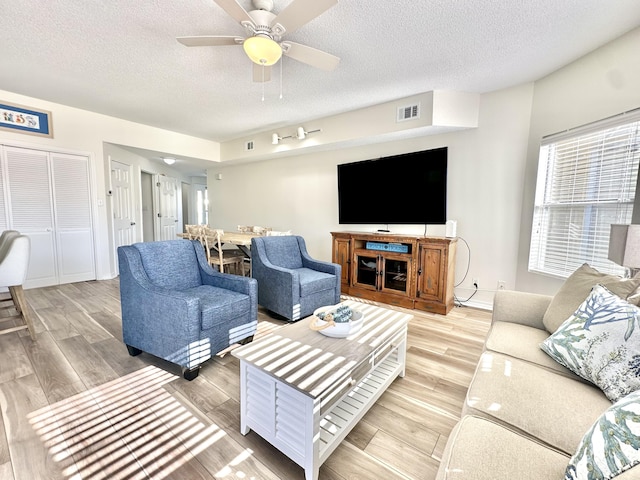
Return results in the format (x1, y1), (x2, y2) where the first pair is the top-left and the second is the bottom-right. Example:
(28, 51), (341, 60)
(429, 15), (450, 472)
(312, 306), (364, 338)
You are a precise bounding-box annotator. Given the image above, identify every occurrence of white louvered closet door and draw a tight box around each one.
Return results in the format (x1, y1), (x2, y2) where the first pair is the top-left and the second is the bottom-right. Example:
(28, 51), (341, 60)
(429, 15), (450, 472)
(4, 146), (58, 287)
(51, 152), (95, 284)
(2, 145), (96, 288)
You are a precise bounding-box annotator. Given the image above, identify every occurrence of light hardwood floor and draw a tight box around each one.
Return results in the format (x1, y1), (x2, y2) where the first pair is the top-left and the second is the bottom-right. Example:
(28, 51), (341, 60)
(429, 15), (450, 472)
(0, 279), (492, 480)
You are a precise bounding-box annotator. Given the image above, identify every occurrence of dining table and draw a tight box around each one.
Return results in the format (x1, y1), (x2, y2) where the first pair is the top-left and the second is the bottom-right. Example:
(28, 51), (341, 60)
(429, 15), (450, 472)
(177, 230), (259, 258)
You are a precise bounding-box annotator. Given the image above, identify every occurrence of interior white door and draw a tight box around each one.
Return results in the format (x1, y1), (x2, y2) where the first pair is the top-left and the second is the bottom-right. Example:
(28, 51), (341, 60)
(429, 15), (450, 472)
(111, 160), (136, 248)
(154, 174), (178, 241)
(4, 146), (58, 287)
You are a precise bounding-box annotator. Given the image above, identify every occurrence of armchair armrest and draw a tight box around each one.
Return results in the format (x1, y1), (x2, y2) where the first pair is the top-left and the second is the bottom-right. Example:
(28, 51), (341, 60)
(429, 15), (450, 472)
(193, 240), (258, 296)
(301, 252), (341, 277)
(492, 290), (553, 330)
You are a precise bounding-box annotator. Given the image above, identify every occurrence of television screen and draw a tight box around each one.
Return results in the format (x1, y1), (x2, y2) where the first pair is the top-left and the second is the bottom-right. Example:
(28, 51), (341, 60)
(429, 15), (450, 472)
(337, 147), (447, 225)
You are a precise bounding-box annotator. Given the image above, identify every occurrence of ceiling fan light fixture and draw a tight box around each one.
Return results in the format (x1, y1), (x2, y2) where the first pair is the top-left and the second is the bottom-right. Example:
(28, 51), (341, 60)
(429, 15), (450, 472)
(243, 35), (282, 66)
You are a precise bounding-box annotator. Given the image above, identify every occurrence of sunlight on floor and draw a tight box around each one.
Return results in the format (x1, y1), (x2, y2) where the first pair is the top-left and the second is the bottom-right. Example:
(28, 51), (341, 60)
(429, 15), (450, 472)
(26, 365), (256, 479)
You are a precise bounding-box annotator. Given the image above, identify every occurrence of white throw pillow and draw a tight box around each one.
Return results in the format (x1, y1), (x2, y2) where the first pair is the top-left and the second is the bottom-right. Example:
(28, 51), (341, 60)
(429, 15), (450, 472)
(566, 389), (640, 479)
(541, 284), (640, 402)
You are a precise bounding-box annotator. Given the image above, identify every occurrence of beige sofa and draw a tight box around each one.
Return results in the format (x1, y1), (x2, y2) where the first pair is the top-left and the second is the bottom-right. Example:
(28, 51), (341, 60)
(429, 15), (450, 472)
(436, 288), (640, 479)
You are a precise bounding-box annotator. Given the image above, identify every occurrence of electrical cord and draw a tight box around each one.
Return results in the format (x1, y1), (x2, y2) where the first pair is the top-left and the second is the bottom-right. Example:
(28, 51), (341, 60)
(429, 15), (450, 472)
(455, 236), (470, 287)
(453, 236), (476, 307)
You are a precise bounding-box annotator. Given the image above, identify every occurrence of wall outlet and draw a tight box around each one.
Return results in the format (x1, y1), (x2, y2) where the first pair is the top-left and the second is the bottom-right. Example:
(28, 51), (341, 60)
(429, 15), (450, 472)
(472, 278), (479, 289)
(497, 281), (506, 290)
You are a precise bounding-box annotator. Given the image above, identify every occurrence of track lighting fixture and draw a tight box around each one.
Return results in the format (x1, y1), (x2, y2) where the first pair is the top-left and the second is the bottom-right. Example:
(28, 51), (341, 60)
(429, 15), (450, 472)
(272, 127), (321, 145)
(296, 127), (321, 140)
(271, 133), (292, 145)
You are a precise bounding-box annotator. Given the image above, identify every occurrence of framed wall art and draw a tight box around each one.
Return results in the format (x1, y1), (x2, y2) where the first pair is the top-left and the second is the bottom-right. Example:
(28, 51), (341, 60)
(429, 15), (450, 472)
(0, 101), (53, 138)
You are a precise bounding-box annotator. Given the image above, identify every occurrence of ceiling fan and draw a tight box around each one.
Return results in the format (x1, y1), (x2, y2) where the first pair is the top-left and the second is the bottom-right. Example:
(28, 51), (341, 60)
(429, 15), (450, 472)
(177, 0), (340, 83)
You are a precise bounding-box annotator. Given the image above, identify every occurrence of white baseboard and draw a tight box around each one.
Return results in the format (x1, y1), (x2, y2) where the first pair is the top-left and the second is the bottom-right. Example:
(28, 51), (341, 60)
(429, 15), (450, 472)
(455, 298), (493, 311)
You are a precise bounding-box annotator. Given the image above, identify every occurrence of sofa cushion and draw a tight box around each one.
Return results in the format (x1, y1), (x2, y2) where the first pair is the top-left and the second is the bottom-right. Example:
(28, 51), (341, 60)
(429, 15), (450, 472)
(464, 352), (612, 455)
(485, 322), (582, 379)
(541, 284), (640, 402)
(542, 263), (640, 333)
(435, 415), (569, 480)
(189, 285), (250, 330)
(566, 389), (640, 480)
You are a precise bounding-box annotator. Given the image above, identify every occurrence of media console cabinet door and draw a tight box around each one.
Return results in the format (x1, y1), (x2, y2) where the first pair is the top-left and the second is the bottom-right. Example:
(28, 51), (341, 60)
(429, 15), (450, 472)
(418, 243), (446, 301)
(332, 235), (351, 287)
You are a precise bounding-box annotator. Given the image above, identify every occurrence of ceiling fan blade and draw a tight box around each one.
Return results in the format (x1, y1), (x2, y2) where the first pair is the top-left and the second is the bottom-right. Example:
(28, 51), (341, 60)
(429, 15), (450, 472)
(253, 63), (272, 83)
(212, 0), (254, 26)
(281, 41), (340, 71)
(270, 0), (337, 36)
(177, 36), (244, 47)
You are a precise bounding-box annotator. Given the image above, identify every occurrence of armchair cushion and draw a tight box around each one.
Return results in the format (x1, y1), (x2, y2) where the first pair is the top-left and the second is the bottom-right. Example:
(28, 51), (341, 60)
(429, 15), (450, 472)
(191, 284), (251, 330)
(262, 235), (303, 269)
(134, 240), (202, 290)
(298, 268), (337, 296)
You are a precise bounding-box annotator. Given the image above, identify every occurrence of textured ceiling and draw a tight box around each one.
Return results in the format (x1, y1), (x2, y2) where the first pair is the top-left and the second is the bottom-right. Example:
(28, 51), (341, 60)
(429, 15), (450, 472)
(1, 0), (639, 146)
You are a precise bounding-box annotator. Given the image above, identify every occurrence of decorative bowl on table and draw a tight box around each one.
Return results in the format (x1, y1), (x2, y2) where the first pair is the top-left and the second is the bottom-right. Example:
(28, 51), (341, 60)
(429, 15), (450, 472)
(310, 304), (364, 338)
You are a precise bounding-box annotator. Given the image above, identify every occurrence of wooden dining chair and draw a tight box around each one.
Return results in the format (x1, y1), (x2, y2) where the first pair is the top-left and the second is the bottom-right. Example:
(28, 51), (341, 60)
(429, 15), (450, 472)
(252, 226), (272, 236)
(185, 224), (202, 240)
(203, 227), (245, 276)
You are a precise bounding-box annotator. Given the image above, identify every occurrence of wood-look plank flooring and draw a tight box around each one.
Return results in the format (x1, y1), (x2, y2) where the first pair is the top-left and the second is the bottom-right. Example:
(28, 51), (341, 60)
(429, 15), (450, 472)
(0, 279), (492, 480)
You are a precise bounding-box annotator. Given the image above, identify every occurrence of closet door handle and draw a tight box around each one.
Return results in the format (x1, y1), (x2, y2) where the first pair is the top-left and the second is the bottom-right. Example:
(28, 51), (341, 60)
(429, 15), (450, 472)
(130, 222), (136, 226)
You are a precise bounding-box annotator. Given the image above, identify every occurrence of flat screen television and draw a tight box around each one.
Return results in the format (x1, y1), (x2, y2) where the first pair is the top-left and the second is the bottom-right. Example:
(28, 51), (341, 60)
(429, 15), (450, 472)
(337, 147), (447, 225)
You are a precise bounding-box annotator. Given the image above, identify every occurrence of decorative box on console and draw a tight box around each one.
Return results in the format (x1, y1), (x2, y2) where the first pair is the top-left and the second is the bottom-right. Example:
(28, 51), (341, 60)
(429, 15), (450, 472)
(365, 241), (409, 253)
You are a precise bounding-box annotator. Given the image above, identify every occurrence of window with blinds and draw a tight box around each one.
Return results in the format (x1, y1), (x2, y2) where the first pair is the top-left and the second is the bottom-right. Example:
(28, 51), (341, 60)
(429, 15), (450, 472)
(529, 113), (640, 278)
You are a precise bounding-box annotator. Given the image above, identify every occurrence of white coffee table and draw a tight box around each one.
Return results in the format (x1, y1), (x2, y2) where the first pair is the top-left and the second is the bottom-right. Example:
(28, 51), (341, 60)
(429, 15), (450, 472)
(232, 300), (411, 480)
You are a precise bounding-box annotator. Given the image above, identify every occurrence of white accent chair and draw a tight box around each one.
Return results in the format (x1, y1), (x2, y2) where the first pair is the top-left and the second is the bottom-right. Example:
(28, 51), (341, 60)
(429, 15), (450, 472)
(0, 233), (36, 340)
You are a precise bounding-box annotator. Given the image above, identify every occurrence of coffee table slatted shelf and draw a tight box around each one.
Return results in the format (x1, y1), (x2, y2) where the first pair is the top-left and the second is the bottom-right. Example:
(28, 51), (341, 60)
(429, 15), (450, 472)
(233, 300), (411, 480)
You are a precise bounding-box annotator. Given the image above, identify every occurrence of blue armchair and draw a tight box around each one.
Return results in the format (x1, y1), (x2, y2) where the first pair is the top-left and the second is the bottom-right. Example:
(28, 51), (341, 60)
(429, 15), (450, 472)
(251, 235), (341, 321)
(118, 239), (257, 380)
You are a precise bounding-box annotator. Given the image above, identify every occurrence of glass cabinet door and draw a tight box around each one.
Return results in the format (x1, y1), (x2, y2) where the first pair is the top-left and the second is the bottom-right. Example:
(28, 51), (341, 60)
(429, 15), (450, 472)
(382, 257), (409, 293)
(354, 253), (378, 290)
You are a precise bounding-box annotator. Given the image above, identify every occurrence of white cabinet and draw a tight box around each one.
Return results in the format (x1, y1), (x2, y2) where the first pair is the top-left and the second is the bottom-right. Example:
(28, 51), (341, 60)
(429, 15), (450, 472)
(1, 145), (95, 288)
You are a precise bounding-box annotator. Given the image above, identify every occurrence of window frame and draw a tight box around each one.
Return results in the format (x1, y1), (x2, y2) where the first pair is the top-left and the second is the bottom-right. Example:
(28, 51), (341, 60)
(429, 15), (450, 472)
(529, 110), (640, 279)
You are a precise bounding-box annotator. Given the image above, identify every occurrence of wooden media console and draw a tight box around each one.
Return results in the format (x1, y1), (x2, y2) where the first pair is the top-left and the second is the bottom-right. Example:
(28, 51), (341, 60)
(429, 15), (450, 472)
(331, 231), (457, 314)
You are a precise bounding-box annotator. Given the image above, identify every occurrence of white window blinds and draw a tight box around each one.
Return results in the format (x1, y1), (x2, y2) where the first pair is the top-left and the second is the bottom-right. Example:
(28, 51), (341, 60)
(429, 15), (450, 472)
(529, 112), (640, 278)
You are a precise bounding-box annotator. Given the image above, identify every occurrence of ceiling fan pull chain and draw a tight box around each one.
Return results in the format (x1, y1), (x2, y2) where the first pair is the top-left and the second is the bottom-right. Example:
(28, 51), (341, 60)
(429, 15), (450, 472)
(261, 62), (265, 102)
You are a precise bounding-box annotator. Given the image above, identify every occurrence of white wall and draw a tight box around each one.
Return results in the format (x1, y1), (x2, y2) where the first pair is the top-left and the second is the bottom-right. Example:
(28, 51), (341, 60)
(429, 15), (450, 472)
(0, 89), (220, 280)
(516, 27), (640, 295)
(208, 83), (534, 309)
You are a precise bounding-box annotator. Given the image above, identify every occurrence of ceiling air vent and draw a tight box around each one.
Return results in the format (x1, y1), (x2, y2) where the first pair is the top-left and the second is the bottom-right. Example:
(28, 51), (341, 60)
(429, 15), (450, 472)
(397, 103), (420, 122)
(245, 140), (254, 151)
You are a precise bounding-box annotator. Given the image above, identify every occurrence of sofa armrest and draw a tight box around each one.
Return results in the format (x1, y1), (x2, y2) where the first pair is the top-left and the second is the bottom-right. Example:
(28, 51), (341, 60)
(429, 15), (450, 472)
(492, 290), (553, 330)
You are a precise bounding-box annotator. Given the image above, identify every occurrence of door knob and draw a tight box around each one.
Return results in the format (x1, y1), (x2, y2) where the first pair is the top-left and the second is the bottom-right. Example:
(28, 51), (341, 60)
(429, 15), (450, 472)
(130, 222), (136, 226)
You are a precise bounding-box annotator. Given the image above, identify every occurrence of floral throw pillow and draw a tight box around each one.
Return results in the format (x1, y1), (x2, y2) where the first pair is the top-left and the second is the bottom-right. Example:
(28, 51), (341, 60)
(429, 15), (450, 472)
(566, 390), (640, 479)
(540, 284), (640, 402)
